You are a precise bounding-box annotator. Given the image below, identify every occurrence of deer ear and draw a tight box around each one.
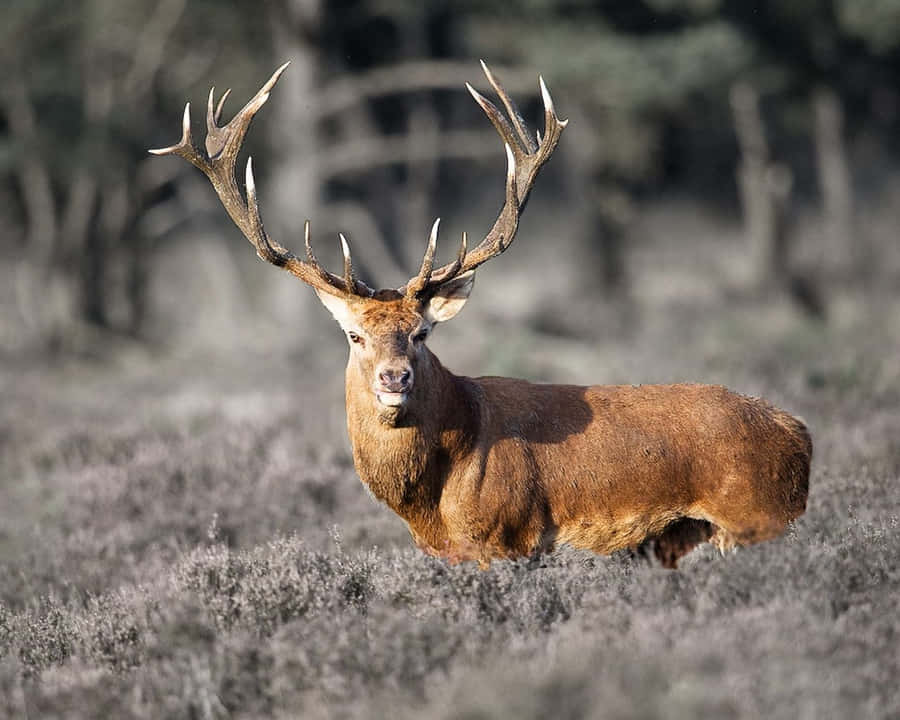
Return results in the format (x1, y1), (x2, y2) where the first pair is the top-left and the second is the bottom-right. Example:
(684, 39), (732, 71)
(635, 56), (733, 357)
(314, 289), (355, 331)
(423, 271), (475, 323)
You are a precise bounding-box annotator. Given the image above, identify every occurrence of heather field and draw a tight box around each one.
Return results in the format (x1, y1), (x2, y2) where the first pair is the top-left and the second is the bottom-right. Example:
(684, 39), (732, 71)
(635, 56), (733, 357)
(1, 269), (898, 720)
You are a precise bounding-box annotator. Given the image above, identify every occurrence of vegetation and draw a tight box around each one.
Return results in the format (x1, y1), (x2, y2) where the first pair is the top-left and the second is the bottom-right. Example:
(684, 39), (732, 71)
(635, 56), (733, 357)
(2, 255), (898, 715)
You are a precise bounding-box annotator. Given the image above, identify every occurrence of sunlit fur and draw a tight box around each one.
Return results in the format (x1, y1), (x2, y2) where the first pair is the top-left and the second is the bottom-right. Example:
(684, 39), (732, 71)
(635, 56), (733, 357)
(322, 292), (812, 569)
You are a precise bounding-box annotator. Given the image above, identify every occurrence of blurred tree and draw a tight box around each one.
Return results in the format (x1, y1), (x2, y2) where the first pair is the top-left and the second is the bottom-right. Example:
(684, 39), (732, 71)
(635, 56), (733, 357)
(2, 0), (899, 354)
(720, 1), (898, 279)
(731, 82), (793, 286)
(271, 0), (758, 295)
(0, 0), (267, 351)
(813, 87), (856, 274)
(464, 0), (899, 295)
(730, 81), (825, 318)
(461, 0), (754, 295)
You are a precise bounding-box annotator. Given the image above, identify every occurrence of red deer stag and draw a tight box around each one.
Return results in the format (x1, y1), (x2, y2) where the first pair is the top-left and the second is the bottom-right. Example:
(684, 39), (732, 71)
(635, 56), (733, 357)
(151, 62), (811, 568)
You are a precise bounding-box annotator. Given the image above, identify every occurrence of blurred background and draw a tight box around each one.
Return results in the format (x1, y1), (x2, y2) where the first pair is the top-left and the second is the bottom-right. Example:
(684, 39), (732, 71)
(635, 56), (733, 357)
(1, 0), (898, 370)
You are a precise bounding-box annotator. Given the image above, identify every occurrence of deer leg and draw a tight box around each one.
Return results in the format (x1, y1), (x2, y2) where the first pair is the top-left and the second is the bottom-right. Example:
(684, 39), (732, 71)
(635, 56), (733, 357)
(709, 525), (739, 554)
(652, 518), (715, 569)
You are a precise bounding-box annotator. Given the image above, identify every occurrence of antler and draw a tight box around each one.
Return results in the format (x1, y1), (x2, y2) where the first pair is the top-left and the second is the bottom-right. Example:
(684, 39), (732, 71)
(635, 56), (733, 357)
(403, 61), (567, 299)
(149, 62), (373, 298)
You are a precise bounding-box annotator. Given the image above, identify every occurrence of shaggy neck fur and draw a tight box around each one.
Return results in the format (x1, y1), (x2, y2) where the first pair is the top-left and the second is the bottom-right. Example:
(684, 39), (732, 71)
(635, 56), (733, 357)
(344, 347), (478, 534)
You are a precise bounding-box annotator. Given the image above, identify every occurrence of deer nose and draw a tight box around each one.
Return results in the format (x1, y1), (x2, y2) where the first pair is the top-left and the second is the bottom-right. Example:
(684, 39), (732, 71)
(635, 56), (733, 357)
(378, 368), (412, 393)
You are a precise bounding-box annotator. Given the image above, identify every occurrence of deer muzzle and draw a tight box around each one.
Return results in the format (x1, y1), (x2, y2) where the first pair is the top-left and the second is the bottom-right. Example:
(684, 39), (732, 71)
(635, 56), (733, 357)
(375, 366), (413, 407)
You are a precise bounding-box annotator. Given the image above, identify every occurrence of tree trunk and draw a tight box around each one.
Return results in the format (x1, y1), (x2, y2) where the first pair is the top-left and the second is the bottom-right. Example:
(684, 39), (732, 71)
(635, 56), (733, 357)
(262, 0), (327, 336)
(731, 82), (793, 288)
(813, 87), (856, 275)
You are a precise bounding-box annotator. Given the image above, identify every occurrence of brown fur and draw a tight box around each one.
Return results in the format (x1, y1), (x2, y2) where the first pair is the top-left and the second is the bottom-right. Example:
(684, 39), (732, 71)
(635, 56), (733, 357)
(334, 297), (812, 569)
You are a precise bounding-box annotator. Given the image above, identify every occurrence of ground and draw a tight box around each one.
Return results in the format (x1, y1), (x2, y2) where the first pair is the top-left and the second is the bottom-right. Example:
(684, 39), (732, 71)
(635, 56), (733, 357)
(1, 215), (899, 718)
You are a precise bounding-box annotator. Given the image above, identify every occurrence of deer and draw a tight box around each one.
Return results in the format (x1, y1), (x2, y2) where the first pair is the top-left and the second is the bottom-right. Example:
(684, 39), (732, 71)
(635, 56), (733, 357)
(151, 61), (812, 569)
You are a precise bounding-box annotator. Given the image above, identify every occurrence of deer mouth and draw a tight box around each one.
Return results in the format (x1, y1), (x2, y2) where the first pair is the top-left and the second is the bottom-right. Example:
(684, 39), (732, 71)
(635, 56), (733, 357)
(376, 390), (409, 407)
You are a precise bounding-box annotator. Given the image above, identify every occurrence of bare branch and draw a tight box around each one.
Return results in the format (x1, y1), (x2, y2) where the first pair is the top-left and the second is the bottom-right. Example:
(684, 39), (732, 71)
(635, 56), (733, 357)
(315, 130), (508, 178)
(3, 76), (57, 260)
(315, 61), (535, 120)
(124, 0), (189, 99)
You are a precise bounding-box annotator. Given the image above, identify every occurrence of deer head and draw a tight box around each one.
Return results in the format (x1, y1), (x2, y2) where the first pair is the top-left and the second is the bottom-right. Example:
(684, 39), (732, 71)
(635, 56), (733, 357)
(313, 249), (476, 425)
(150, 61), (566, 425)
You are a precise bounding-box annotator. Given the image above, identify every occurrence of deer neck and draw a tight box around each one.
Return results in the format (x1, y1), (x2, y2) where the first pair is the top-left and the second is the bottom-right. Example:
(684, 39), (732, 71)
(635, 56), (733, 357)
(344, 348), (477, 517)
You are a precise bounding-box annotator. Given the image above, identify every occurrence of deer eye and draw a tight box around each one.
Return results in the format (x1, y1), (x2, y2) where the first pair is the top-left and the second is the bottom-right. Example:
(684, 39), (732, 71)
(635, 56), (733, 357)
(348, 331), (364, 345)
(412, 330), (429, 343)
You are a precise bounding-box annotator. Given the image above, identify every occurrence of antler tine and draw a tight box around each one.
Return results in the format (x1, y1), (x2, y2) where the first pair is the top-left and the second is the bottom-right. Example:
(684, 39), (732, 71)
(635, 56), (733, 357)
(433, 230), (468, 284)
(150, 63), (373, 298)
(149, 102), (207, 170)
(447, 231), (468, 277)
(244, 156), (302, 267)
(465, 83), (521, 162)
(414, 65), (565, 293)
(305, 220), (341, 286)
(204, 61), (290, 162)
(479, 60), (537, 154)
(304, 220), (316, 263)
(406, 218), (440, 298)
(244, 156), (276, 262)
(214, 88), (231, 125)
(207, 87), (219, 136)
(339, 234), (355, 290)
